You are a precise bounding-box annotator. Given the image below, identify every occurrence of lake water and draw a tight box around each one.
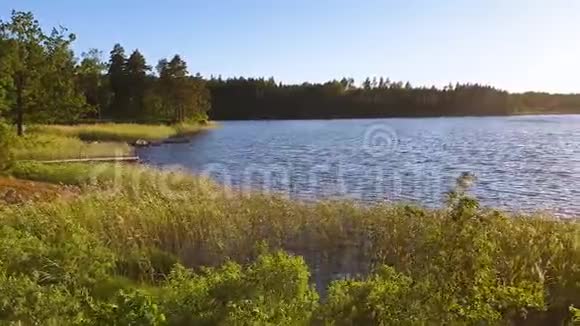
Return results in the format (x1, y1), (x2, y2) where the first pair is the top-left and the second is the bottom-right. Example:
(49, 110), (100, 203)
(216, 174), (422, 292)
(137, 115), (580, 216)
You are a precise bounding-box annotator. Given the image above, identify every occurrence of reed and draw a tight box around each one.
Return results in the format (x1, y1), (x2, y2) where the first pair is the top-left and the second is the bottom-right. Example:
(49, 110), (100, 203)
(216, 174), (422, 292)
(2, 162), (579, 324)
(30, 122), (212, 142)
(11, 133), (132, 161)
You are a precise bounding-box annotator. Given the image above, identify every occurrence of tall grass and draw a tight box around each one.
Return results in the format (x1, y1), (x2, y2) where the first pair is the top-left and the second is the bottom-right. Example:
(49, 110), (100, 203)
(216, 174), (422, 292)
(31, 122), (212, 142)
(3, 162), (580, 324)
(11, 133), (132, 161)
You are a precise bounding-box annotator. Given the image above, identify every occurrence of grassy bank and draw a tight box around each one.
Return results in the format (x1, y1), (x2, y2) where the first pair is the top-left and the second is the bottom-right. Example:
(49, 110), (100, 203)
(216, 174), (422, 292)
(12, 133), (133, 161)
(31, 122), (214, 142)
(2, 162), (579, 324)
(6, 122), (213, 161)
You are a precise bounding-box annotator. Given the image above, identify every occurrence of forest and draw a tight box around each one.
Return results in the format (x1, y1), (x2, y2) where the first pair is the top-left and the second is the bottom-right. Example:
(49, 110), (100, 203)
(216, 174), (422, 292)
(0, 11), (210, 137)
(1, 10), (580, 131)
(209, 78), (580, 119)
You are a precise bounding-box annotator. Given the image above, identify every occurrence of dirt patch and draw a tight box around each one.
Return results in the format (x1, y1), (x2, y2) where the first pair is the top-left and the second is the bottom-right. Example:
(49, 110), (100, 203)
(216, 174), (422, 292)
(0, 177), (79, 204)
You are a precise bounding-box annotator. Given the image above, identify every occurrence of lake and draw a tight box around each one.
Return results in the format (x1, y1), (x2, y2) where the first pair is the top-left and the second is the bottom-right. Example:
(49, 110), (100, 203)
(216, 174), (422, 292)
(137, 115), (580, 216)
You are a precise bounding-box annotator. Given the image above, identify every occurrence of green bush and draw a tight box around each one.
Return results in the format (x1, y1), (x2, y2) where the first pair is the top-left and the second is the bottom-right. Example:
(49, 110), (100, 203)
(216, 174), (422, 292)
(161, 251), (318, 325)
(0, 121), (14, 171)
(1, 164), (579, 324)
(320, 265), (426, 325)
(0, 272), (95, 325)
(92, 290), (167, 326)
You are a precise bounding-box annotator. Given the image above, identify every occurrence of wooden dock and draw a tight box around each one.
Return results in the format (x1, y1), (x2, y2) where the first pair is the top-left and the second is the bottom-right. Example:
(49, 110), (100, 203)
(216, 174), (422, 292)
(34, 156), (140, 164)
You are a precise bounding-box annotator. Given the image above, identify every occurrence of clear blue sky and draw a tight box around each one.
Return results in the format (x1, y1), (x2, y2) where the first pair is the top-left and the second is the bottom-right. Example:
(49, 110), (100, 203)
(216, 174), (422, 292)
(2, 0), (579, 93)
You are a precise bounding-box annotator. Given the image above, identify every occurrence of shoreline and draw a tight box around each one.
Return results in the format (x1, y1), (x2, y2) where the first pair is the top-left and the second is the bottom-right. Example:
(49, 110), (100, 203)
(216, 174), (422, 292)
(211, 111), (580, 121)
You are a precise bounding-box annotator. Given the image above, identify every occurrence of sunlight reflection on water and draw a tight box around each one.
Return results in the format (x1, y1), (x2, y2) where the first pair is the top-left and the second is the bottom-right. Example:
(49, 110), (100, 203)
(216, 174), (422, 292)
(138, 115), (580, 216)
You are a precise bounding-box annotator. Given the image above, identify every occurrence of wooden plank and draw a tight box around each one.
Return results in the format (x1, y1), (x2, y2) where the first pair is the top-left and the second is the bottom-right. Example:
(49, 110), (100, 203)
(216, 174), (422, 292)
(32, 157), (140, 164)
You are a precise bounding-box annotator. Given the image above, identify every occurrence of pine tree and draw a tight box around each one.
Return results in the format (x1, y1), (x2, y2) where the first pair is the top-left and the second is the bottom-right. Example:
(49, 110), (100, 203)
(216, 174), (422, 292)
(126, 49), (150, 120)
(107, 43), (128, 119)
(362, 77), (371, 90)
(156, 55), (209, 122)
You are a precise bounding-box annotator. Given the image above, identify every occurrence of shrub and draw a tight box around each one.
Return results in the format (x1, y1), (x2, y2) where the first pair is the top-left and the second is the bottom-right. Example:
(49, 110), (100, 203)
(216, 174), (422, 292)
(0, 271), (95, 325)
(1, 164), (579, 324)
(160, 251), (318, 325)
(92, 290), (167, 326)
(0, 121), (14, 171)
(319, 265), (426, 325)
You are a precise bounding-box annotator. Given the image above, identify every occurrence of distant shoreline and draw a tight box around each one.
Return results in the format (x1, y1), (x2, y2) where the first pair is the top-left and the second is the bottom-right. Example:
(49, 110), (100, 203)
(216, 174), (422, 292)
(212, 111), (580, 121)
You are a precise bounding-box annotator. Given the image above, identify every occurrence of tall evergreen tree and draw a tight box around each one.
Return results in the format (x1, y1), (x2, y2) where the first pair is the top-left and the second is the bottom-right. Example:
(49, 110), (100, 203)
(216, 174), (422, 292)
(125, 49), (150, 120)
(107, 43), (128, 119)
(156, 55), (209, 122)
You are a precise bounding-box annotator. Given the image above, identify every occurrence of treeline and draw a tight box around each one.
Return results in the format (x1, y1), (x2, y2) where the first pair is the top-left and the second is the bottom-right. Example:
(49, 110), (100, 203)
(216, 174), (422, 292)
(0, 11), (210, 135)
(1, 10), (580, 131)
(208, 77), (580, 120)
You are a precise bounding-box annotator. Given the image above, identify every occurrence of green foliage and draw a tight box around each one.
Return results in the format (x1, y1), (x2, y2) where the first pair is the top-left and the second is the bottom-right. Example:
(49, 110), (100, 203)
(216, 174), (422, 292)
(93, 290), (167, 325)
(103, 44), (210, 123)
(106, 43), (129, 120)
(3, 163), (579, 324)
(0, 120), (14, 171)
(10, 161), (102, 185)
(161, 251), (318, 325)
(208, 77), (580, 120)
(31, 123), (210, 142)
(208, 78), (514, 120)
(0, 272), (94, 325)
(320, 265), (426, 325)
(125, 49), (151, 119)
(570, 306), (580, 324)
(153, 55), (211, 123)
(0, 11), (89, 134)
(77, 49), (108, 119)
(9, 161), (151, 186)
(11, 132), (132, 160)
(0, 10), (213, 130)
(0, 199), (115, 324)
(2, 9), (580, 131)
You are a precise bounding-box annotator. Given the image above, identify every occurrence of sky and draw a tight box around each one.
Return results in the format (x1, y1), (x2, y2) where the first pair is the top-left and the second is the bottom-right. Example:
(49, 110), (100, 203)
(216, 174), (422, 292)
(1, 0), (579, 93)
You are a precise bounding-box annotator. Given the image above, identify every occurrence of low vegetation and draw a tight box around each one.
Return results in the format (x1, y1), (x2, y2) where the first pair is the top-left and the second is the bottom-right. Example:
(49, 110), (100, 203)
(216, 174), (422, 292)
(30, 123), (208, 142)
(5, 122), (212, 161)
(1, 162), (578, 325)
(11, 133), (133, 161)
(0, 121), (13, 171)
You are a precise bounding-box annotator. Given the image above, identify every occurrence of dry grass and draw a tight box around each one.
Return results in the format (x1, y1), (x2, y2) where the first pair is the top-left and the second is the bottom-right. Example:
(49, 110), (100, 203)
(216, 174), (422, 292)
(30, 122), (213, 142)
(2, 162), (579, 323)
(11, 133), (133, 161)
